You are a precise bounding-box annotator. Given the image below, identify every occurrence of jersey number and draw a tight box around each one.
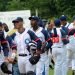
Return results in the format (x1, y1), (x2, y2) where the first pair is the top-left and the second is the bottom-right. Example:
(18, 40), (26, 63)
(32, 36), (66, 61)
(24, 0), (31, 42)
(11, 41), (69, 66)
(51, 37), (59, 43)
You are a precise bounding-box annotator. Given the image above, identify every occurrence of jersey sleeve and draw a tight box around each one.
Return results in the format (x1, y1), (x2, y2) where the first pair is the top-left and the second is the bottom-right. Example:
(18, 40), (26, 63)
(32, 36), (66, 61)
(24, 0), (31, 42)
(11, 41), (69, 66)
(6, 36), (17, 50)
(9, 33), (16, 40)
(0, 32), (9, 57)
(60, 29), (69, 45)
(68, 29), (75, 36)
(41, 29), (52, 49)
(62, 26), (69, 35)
(27, 30), (42, 50)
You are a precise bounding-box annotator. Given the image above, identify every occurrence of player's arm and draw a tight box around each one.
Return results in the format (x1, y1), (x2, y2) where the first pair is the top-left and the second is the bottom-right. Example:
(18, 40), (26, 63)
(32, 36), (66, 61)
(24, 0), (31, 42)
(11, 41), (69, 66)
(68, 29), (75, 36)
(1, 33), (9, 57)
(6, 35), (17, 52)
(61, 29), (69, 45)
(42, 29), (53, 50)
(28, 30), (42, 54)
(61, 26), (69, 35)
(6, 34), (17, 63)
(0, 32), (10, 62)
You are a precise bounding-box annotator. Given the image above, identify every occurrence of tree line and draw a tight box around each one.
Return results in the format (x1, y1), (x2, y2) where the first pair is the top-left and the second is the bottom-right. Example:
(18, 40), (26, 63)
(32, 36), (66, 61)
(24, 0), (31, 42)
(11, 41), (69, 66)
(0, 0), (75, 20)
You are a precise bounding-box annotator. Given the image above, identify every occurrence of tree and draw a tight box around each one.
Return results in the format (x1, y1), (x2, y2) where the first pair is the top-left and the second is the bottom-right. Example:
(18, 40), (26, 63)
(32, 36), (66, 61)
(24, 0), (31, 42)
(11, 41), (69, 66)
(0, 0), (75, 20)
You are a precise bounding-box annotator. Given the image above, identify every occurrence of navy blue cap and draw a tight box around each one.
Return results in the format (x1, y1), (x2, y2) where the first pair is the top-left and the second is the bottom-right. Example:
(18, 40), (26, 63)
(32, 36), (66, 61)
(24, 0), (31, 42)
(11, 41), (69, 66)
(12, 17), (23, 23)
(60, 16), (67, 21)
(54, 19), (61, 27)
(38, 19), (44, 28)
(29, 16), (39, 21)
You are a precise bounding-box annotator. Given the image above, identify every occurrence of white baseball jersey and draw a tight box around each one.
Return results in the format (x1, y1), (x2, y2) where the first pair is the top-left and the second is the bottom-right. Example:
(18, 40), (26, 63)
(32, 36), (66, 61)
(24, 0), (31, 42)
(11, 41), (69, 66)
(10, 28), (42, 74)
(31, 27), (50, 75)
(13, 29), (31, 55)
(11, 28), (41, 55)
(31, 27), (45, 43)
(51, 28), (64, 48)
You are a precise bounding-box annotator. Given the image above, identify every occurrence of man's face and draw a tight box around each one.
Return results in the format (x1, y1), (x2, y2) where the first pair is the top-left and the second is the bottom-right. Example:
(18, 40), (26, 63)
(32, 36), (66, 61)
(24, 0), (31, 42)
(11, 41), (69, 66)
(31, 19), (37, 27)
(0, 26), (3, 31)
(60, 21), (67, 26)
(14, 21), (23, 29)
(3, 24), (9, 32)
(48, 21), (54, 30)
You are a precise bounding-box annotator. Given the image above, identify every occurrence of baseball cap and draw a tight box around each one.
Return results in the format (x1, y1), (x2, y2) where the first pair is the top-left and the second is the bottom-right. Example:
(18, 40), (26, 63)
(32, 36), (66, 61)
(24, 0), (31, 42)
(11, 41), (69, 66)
(12, 17), (23, 23)
(60, 15), (67, 21)
(54, 19), (61, 27)
(38, 19), (44, 28)
(42, 19), (47, 22)
(29, 16), (39, 21)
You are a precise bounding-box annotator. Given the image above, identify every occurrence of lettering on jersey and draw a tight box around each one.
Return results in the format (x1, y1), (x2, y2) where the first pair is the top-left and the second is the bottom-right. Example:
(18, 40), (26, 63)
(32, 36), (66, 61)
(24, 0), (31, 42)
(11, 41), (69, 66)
(25, 38), (30, 44)
(51, 36), (59, 43)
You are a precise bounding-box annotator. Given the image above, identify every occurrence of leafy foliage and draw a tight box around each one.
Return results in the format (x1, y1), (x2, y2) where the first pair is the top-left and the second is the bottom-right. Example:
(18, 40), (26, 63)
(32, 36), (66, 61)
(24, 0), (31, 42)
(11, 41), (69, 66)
(0, 0), (75, 19)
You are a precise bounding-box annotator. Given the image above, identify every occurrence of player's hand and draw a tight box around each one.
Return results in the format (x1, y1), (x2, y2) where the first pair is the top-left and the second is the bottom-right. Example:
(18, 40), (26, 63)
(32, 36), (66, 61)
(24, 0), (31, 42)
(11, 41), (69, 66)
(8, 57), (14, 63)
(4, 57), (9, 63)
(36, 50), (41, 55)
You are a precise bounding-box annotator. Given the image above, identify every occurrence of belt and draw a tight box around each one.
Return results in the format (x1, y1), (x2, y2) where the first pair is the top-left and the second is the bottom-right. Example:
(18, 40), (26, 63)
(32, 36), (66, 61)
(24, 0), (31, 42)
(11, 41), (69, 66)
(52, 47), (62, 48)
(57, 47), (62, 48)
(19, 54), (31, 56)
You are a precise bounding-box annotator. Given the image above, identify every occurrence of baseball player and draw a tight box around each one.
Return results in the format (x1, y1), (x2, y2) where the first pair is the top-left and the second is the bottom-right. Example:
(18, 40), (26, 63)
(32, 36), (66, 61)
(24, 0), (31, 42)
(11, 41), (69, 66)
(60, 16), (75, 75)
(60, 15), (71, 29)
(0, 22), (18, 75)
(59, 16), (70, 73)
(0, 22), (16, 75)
(67, 28), (75, 75)
(47, 20), (55, 69)
(60, 15), (69, 34)
(51, 19), (69, 75)
(9, 17), (42, 75)
(66, 17), (75, 75)
(29, 16), (52, 75)
(0, 22), (9, 61)
(7, 20), (20, 75)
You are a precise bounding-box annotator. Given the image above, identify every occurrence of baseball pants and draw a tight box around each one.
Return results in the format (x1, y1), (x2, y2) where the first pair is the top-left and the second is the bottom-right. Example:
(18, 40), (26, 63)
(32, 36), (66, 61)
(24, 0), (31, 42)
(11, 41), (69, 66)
(52, 47), (68, 75)
(18, 55), (35, 74)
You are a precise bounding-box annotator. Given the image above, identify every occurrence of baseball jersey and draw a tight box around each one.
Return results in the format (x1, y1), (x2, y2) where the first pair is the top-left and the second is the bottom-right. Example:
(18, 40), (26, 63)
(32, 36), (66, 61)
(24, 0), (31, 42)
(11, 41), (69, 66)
(31, 27), (52, 50)
(61, 26), (69, 35)
(51, 28), (68, 48)
(68, 28), (75, 50)
(68, 23), (74, 29)
(10, 28), (42, 55)
(7, 28), (17, 51)
(64, 22), (71, 29)
(0, 31), (9, 57)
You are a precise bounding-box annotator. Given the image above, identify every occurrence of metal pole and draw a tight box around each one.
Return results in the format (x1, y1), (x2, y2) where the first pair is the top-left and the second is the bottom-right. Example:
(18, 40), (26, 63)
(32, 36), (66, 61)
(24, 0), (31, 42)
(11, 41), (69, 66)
(35, 9), (38, 16)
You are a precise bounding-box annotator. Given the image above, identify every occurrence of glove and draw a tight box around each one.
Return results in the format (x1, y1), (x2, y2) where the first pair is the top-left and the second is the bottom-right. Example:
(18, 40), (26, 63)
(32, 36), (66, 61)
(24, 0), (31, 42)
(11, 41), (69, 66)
(1, 62), (12, 74)
(29, 55), (40, 65)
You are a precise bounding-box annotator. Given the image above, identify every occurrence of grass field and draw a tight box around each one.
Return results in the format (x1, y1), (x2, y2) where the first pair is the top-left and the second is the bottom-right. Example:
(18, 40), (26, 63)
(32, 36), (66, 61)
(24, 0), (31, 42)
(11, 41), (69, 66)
(49, 69), (72, 75)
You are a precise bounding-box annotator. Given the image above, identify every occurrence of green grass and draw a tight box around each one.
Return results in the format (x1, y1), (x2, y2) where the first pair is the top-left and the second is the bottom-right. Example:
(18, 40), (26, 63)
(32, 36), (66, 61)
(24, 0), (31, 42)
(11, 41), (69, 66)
(49, 69), (72, 75)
